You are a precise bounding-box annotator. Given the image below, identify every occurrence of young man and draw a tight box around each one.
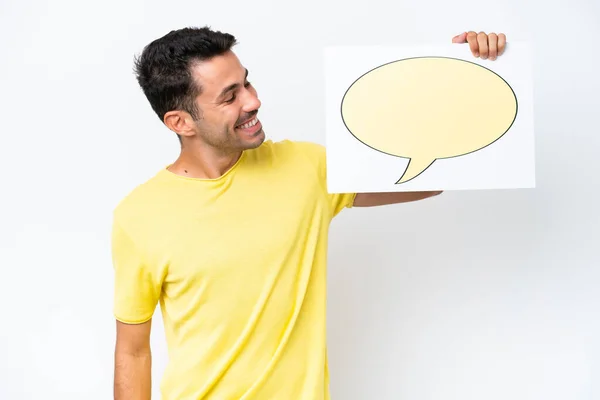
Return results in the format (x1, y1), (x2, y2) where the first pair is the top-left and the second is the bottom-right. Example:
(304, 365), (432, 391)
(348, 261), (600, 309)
(112, 27), (507, 399)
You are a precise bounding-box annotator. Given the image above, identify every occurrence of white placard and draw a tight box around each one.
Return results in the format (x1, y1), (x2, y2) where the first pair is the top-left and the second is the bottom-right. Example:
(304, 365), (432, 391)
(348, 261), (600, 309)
(324, 42), (536, 193)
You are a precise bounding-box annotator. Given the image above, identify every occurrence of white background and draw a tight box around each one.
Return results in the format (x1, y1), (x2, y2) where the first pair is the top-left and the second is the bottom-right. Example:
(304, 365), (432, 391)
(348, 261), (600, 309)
(324, 42), (536, 193)
(0, 0), (598, 399)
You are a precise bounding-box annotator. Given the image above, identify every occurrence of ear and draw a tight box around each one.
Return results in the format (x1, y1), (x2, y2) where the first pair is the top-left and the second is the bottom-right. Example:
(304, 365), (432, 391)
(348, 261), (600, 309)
(164, 111), (197, 138)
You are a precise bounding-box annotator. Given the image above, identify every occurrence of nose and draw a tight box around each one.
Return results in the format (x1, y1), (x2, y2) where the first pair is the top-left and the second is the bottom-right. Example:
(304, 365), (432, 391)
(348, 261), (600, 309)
(242, 89), (261, 112)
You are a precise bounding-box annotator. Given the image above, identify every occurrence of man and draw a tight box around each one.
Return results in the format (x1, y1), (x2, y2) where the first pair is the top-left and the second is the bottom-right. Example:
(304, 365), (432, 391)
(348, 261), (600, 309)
(112, 27), (507, 399)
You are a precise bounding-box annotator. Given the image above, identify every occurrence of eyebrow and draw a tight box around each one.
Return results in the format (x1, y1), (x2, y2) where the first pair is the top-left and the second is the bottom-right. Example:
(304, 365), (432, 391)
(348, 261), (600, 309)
(217, 68), (249, 101)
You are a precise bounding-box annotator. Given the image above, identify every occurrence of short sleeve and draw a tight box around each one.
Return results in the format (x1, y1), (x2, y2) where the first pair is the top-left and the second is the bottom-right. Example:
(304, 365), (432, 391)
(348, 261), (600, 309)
(329, 189), (357, 217)
(111, 219), (163, 324)
(293, 141), (357, 217)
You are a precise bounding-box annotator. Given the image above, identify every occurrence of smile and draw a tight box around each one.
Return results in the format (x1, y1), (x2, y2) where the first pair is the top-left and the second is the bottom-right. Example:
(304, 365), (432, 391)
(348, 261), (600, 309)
(236, 117), (259, 129)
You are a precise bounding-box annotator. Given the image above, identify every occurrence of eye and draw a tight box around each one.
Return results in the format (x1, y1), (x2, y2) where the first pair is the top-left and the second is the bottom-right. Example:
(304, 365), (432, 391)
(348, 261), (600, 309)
(225, 82), (252, 103)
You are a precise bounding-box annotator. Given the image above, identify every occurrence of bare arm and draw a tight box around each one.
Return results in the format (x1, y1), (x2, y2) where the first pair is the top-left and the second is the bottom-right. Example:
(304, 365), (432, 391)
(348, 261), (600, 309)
(353, 191), (442, 207)
(114, 319), (153, 400)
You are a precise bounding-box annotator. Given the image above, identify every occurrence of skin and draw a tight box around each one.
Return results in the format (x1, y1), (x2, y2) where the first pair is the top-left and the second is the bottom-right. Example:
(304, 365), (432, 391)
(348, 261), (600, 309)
(114, 31), (508, 399)
(161, 52), (265, 180)
(114, 320), (152, 399)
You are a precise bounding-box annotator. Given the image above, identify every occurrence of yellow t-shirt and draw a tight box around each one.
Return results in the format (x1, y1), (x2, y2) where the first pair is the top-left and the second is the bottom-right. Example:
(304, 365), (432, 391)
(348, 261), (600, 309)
(111, 139), (356, 399)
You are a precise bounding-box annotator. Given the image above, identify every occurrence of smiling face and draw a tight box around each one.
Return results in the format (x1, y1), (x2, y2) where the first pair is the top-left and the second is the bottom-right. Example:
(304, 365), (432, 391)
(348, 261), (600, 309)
(167, 50), (265, 152)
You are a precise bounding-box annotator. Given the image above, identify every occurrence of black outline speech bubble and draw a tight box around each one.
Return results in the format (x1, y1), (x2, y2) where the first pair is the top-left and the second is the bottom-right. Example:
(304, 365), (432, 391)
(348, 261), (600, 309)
(340, 56), (518, 184)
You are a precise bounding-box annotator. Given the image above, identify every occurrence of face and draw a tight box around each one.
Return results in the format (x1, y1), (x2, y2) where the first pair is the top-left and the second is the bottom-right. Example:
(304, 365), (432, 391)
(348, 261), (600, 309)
(173, 51), (265, 152)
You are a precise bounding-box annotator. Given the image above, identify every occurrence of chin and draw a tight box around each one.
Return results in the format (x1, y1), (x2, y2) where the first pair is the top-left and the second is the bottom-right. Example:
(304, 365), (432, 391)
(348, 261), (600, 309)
(241, 128), (266, 149)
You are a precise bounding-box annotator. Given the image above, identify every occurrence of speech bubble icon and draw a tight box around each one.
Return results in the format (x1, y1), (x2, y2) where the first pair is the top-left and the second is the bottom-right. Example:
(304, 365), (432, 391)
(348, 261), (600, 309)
(340, 56), (518, 184)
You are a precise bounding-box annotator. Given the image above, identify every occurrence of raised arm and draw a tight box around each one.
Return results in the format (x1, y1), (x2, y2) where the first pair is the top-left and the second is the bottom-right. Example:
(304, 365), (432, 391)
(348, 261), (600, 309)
(114, 319), (153, 399)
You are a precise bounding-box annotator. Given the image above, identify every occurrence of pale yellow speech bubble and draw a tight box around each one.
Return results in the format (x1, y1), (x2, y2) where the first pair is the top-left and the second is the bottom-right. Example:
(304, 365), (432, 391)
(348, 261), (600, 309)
(341, 56), (518, 184)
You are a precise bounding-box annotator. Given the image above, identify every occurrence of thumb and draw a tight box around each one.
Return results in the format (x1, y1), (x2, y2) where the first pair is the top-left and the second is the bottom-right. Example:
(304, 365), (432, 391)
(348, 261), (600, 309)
(452, 32), (467, 43)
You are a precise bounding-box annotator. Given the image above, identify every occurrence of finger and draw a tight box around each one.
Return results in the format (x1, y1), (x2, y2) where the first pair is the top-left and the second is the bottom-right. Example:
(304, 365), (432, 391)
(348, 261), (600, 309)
(452, 32), (467, 43)
(497, 33), (507, 55)
(466, 31), (479, 57)
(488, 32), (498, 60)
(477, 32), (489, 59)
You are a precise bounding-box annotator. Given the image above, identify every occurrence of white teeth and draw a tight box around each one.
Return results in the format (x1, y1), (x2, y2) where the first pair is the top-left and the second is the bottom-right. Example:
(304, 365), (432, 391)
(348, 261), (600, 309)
(238, 117), (258, 129)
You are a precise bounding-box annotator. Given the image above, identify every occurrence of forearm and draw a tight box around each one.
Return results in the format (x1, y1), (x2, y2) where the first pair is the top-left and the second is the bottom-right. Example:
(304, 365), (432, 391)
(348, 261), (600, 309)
(114, 351), (152, 400)
(353, 190), (442, 207)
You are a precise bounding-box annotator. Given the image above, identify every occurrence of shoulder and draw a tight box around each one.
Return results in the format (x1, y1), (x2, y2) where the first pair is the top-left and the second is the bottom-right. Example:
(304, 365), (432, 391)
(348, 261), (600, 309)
(270, 139), (325, 155)
(248, 140), (327, 182)
(251, 139), (326, 168)
(112, 171), (166, 234)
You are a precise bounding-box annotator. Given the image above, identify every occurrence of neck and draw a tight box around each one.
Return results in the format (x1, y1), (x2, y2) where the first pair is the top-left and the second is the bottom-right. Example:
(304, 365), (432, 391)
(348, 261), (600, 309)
(168, 139), (242, 179)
